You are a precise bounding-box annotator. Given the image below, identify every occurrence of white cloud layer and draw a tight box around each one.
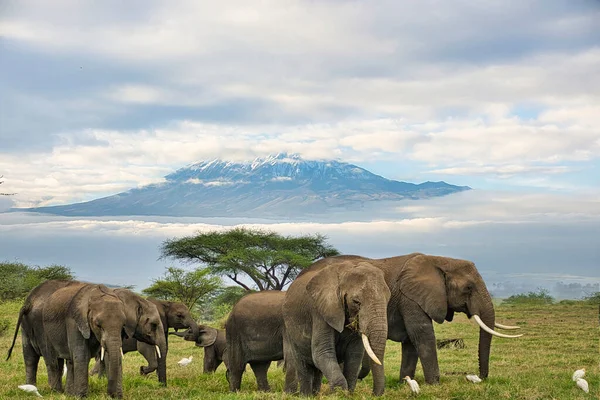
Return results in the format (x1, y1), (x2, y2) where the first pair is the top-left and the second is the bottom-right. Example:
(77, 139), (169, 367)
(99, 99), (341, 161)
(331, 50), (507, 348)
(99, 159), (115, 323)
(0, 1), (599, 205)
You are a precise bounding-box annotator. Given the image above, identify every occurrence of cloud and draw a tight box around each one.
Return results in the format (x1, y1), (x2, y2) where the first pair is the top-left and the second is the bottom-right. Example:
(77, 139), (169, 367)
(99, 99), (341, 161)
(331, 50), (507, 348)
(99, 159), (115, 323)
(0, 1), (599, 205)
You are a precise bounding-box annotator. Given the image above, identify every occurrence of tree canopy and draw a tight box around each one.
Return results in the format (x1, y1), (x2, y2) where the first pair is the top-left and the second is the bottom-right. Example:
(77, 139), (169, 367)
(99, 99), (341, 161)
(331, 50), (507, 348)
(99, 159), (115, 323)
(0, 175), (15, 196)
(0, 262), (74, 301)
(160, 227), (340, 291)
(142, 266), (222, 312)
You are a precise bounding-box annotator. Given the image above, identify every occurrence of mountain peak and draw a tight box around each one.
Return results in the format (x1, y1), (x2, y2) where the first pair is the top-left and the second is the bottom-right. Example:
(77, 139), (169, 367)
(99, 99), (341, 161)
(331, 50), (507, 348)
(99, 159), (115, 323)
(18, 154), (471, 218)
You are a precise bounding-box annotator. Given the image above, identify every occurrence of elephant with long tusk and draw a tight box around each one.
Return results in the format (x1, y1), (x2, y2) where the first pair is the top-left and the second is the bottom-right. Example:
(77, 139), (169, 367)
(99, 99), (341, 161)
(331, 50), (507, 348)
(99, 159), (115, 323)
(283, 260), (391, 396)
(312, 253), (522, 385)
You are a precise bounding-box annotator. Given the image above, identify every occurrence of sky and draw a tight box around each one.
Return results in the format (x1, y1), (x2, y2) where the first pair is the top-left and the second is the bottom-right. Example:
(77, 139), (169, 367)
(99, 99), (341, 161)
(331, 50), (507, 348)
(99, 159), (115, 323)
(1, 1), (599, 294)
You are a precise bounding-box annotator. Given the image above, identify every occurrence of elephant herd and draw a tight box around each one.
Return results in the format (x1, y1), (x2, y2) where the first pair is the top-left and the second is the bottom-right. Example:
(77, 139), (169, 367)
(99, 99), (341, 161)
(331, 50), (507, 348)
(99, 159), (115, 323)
(6, 253), (523, 398)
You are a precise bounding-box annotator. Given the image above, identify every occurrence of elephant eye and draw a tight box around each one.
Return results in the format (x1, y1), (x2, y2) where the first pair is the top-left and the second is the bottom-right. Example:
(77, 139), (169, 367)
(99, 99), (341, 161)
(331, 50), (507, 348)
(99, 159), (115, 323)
(352, 299), (361, 306)
(151, 322), (158, 330)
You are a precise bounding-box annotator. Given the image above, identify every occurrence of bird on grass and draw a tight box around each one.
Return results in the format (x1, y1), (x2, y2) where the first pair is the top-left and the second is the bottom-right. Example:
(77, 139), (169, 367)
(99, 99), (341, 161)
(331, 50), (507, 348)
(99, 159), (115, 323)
(18, 384), (42, 397)
(466, 374), (482, 383)
(403, 376), (420, 394)
(572, 368), (585, 381)
(177, 356), (193, 366)
(576, 378), (589, 393)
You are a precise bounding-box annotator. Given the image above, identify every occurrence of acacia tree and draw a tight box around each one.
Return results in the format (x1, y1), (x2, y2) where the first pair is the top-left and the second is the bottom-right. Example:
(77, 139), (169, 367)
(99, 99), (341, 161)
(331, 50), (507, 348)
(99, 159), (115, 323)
(160, 227), (339, 291)
(0, 175), (15, 196)
(142, 267), (222, 312)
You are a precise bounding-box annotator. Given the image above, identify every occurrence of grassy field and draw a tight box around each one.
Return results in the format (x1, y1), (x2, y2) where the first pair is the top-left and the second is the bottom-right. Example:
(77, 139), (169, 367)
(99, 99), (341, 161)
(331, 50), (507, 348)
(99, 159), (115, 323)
(0, 300), (597, 399)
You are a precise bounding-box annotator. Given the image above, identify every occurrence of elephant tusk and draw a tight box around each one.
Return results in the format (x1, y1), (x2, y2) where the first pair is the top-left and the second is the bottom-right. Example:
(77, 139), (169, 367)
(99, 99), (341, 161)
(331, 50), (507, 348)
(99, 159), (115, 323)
(100, 346), (105, 361)
(495, 322), (520, 330)
(473, 315), (523, 338)
(155, 345), (162, 359)
(120, 347), (124, 359)
(361, 334), (382, 366)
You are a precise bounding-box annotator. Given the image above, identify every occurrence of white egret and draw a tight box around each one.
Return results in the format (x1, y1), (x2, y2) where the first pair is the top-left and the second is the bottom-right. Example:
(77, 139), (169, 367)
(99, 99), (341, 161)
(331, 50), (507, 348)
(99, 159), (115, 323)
(177, 355), (193, 366)
(572, 368), (585, 381)
(18, 384), (42, 397)
(403, 376), (420, 394)
(576, 378), (589, 393)
(466, 374), (482, 383)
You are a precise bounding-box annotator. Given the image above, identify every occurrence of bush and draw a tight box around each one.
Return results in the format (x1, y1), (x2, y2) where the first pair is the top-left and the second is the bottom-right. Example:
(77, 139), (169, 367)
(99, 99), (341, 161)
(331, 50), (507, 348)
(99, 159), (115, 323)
(0, 262), (74, 301)
(582, 291), (600, 305)
(503, 288), (555, 305)
(0, 318), (10, 337)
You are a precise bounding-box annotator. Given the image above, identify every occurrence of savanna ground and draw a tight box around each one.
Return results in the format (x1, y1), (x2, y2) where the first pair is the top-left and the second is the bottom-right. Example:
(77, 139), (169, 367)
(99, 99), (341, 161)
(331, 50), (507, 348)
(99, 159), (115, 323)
(0, 300), (597, 399)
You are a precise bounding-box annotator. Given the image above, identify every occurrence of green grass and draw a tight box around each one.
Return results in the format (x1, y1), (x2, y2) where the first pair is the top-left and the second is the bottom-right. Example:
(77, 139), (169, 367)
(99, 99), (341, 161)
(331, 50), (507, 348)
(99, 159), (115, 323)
(1, 300), (597, 399)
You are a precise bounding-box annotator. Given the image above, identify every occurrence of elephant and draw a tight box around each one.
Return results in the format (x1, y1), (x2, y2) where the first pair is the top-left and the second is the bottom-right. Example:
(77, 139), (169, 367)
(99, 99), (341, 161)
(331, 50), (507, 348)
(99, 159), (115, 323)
(224, 290), (297, 392)
(90, 297), (197, 383)
(313, 254), (522, 385)
(6, 280), (79, 391)
(283, 260), (391, 396)
(171, 325), (227, 374)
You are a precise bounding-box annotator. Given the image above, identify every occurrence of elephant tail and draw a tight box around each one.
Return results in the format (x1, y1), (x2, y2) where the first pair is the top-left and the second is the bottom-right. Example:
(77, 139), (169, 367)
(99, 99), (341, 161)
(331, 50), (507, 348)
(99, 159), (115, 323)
(6, 307), (25, 360)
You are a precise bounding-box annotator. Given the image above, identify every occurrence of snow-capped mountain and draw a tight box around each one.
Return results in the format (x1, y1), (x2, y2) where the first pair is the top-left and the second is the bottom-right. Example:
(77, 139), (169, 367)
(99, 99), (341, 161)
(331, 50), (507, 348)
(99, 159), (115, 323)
(21, 153), (470, 218)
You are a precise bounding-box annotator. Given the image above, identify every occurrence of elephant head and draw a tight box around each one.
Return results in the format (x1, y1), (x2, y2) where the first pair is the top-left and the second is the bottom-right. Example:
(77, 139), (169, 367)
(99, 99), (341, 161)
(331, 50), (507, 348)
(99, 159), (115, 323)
(398, 254), (521, 379)
(306, 261), (391, 395)
(163, 301), (199, 335)
(171, 324), (218, 347)
(73, 285), (127, 398)
(114, 289), (167, 384)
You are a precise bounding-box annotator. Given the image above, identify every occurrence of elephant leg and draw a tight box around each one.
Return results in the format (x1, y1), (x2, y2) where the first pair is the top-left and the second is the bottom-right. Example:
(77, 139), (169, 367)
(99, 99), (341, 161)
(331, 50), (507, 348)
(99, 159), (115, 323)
(90, 355), (106, 378)
(295, 359), (315, 396)
(228, 363), (245, 392)
(65, 360), (75, 395)
(400, 340), (419, 380)
(250, 361), (271, 391)
(407, 321), (440, 384)
(342, 338), (364, 393)
(138, 342), (158, 375)
(72, 354), (90, 397)
(311, 320), (347, 393)
(311, 368), (323, 395)
(358, 352), (370, 380)
(44, 357), (64, 393)
(22, 337), (40, 386)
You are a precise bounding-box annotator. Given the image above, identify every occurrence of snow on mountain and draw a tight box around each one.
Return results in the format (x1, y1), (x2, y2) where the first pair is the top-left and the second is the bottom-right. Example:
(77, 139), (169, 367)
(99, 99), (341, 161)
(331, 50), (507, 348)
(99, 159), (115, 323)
(18, 153), (471, 218)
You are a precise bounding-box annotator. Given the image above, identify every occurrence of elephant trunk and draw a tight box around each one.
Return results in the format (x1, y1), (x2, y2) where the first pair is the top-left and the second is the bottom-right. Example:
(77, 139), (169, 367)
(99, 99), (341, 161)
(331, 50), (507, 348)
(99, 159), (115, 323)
(156, 331), (168, 386)
(105, 338), (124, 398)
(186, 318), (199, 338)
(470, 289), (495, 379)
(360, 307), (388, 396)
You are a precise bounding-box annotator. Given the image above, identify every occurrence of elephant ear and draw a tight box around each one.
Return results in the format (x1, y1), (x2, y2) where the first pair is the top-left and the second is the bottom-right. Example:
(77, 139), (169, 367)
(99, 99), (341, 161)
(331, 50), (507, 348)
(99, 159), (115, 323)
(196, 326), (218, 347)
(399, 254), (448, 324)
(306, 265), (345, 333)
(71, 287), (92, 339)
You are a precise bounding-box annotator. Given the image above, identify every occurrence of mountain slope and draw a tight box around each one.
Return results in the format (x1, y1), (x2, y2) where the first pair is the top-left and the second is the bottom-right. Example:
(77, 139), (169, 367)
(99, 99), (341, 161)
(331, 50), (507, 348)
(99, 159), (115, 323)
(20, 153), (471, 218)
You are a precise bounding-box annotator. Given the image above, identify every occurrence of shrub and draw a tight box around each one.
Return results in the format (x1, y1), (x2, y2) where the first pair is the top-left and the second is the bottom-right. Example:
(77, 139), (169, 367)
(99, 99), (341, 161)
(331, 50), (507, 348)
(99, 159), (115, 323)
(582, 291), (600, 305)
(503, 288), (555, 305)
(0, 318), (10, 337)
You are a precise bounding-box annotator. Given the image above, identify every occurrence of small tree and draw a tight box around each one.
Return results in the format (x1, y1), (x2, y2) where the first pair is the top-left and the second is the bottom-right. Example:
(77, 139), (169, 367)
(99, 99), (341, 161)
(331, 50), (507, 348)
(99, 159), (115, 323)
(0, 262), (74, 301)
(0, 175), (15, 196)
(160, 227), (339, 291)
(142, 267), (222, 312)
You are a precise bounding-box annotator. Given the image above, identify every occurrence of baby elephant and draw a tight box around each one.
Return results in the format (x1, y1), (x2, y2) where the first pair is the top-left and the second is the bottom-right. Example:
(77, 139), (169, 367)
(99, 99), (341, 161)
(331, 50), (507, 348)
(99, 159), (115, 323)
(171, 325), (227, 373)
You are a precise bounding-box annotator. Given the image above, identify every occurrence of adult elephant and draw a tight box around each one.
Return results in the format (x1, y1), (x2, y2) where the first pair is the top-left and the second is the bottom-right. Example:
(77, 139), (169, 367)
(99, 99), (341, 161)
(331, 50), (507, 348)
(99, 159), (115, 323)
(6, 280), (78, 391)
(90, 297), (197, 383)
(44, 282), (129, 398)
(171, 325), (227, 374)
(315, 254), (522, 385)
(283, 260), (391, 396)
(225, 290), (296, 392)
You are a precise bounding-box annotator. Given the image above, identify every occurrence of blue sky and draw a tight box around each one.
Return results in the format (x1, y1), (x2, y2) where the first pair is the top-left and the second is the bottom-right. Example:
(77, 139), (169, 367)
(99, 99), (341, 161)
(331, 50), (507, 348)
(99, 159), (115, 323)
(0, 1), (599, 292)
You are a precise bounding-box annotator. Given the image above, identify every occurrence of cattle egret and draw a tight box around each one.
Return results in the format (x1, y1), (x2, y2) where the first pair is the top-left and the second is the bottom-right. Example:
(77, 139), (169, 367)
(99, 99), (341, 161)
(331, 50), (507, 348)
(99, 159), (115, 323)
(572, 368), (585, 381)
(177, 356), (193, 366)
(576, 378), (589, 393)
(18, 384), (42, 397)
(403, 376), (420, 394)
(466, 374), (482, 383)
